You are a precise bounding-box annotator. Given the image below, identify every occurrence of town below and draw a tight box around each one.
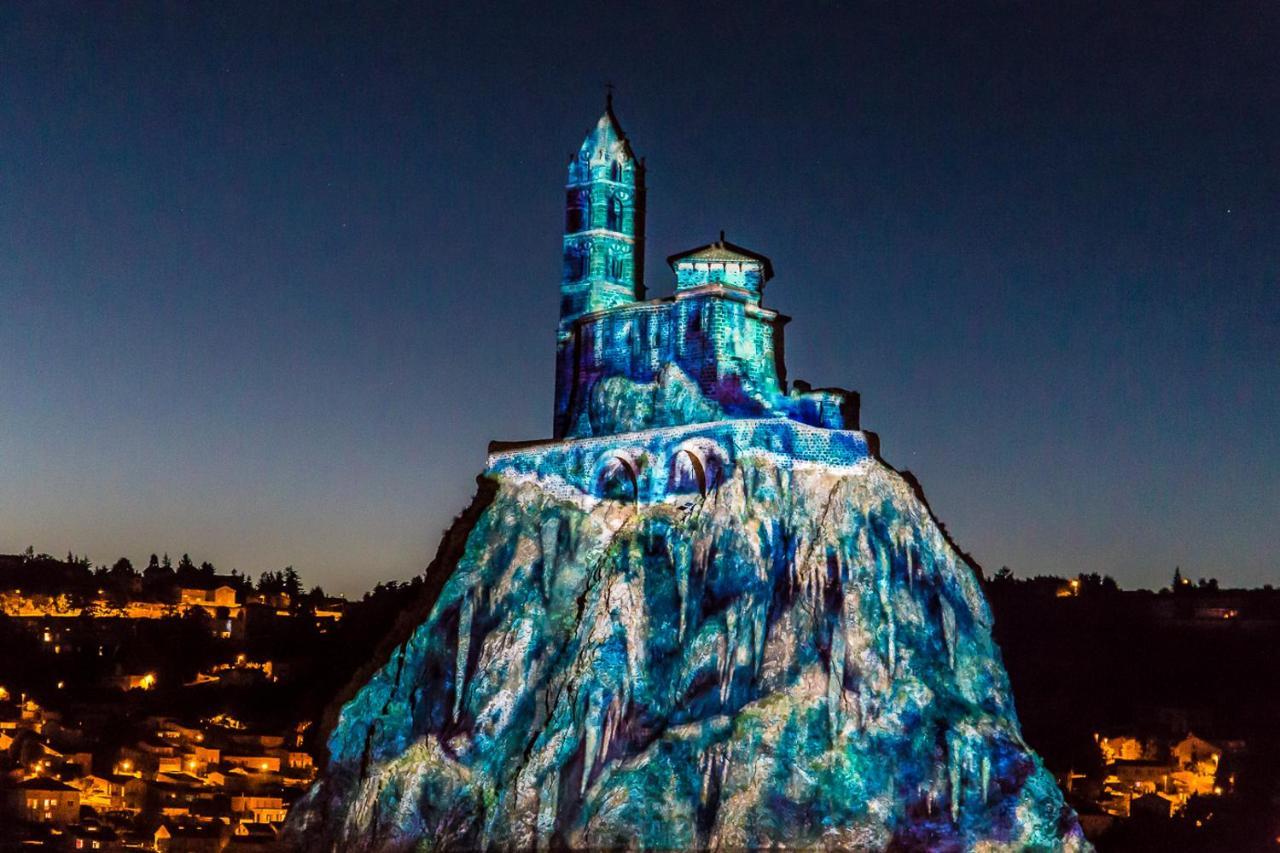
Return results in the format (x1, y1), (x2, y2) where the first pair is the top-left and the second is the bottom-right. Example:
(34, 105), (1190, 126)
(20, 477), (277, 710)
(0, 552), (1277, 851)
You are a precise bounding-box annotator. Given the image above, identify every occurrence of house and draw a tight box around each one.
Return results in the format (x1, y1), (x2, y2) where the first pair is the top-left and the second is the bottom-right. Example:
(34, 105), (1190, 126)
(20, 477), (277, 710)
(61, 751), (94, 777)
(153, 822), (227, 853)
(63, 822), (122, 851)
(229, 792), (287, 823)
(111, 673), (158, 692)
(1130, 792), (1175, 819)
(71, 774), (129, 811)
(247, 591), (291, 611)
(225, 822), (278, 851)
(177, 580), (241, 636)
(121, 776), (149, 810)
(150, 777), (210, 817)
(1172, 732), (1221, 769)
(312, 598), (346, 622)
(223, 753), (281, 774)
(178, 585), (238, 611)
(2, 776), (81, 825)
(225, 732), (284, 750)
(1109, 758), (1175, 791)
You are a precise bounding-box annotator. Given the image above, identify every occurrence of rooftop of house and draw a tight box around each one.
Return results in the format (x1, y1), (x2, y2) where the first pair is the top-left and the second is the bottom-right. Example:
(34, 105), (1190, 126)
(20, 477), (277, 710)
(8, 776), (78, 791)
(178, 577), (238, 592)
(156, 822), (225, 839)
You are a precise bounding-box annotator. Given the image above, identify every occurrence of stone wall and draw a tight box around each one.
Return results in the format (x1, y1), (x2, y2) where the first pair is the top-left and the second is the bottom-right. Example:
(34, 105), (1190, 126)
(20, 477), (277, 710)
(487, 417), (872, 502)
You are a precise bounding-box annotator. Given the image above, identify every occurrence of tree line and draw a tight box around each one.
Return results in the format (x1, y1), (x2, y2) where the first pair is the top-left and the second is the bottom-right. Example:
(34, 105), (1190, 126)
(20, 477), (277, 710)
(1, 547), (323, 602)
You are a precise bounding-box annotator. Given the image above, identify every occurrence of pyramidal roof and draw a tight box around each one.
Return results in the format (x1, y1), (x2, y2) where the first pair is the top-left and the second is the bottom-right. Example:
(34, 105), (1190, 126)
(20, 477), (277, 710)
(667, 233), (775, 281)
(572, 98), (636, 165)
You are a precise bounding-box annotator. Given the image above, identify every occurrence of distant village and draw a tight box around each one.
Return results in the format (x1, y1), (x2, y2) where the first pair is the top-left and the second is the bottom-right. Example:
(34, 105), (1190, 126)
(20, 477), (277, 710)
(2, 550), (1278, 851)
(0, 549), (423, 851)
(984, 567), (1280, 848)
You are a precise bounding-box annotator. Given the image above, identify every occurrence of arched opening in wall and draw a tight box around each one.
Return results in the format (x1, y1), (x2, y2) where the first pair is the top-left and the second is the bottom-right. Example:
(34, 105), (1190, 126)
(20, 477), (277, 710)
(610, 161), (621, 181)
(668, 450), (707, 496)
(565, 190), (588, 232)
(596, 456), (638, 503)
(564, 245), (587, 281)
(607, 196), (623, 231)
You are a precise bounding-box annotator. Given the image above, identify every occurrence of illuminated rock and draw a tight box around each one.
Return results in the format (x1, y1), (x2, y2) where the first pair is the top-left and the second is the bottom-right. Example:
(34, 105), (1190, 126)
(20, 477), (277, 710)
(286, 101), (1087, 851)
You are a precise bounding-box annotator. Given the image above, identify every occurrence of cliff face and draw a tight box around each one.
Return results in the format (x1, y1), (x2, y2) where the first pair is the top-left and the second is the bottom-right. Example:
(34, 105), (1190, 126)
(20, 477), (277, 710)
(288, 451), (1086, 850)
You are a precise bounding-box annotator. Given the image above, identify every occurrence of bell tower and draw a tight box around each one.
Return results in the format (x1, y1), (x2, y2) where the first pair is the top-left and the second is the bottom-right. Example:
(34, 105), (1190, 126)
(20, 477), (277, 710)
(554, 96), (645, 436)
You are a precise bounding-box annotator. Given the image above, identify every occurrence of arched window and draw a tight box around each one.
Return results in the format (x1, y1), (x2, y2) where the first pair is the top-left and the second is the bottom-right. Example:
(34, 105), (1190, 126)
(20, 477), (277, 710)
(565, 190), (588, 233)
(611, 161), (622, 181)
(668, 450), (707, 496)
(607, 196), (623, 231)
(596, 457), (638, 503)
(564, 245), (586, 281)
(608, 252), (624, 281)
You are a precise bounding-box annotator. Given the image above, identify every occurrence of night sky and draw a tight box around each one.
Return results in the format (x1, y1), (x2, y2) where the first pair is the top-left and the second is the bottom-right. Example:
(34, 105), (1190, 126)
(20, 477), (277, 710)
(2, 3), (1276, 595)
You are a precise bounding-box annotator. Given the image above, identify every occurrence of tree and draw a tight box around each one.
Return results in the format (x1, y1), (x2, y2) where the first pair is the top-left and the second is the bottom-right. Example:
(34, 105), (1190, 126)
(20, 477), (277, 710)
(176, 553), (198, 583)
(227, 569), (253, 595)
(283, 566), (302, 599)
(142, 552), (176, 600)
(144, 553), (174, 581)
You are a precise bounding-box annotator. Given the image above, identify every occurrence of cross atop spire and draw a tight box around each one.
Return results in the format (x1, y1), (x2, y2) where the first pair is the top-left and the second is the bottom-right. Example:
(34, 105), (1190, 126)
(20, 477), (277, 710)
(605, 81), (615, 110)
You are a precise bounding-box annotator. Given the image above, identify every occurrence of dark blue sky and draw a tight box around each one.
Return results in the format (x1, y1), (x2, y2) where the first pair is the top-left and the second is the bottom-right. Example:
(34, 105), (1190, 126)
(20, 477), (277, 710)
(2, 2), (1276, 594)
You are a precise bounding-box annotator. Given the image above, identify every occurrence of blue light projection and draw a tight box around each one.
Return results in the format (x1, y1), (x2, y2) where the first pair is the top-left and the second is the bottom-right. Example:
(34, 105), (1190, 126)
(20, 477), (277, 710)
(287, 102), (1088, 851)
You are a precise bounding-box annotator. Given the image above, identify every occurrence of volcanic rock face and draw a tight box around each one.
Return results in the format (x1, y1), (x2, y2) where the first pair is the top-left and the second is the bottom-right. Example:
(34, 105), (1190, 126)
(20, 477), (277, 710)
(288, 451), (1086, 850)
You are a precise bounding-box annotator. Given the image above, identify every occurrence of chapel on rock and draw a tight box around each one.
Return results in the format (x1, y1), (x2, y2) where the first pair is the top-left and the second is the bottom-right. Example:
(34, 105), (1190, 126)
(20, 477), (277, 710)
(488, 100), (873, 502)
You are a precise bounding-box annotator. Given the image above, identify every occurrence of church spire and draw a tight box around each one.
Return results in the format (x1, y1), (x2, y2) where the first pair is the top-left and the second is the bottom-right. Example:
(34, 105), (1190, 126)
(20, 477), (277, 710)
(558, 99), (645, 324)
(554, 99), (647, 437)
